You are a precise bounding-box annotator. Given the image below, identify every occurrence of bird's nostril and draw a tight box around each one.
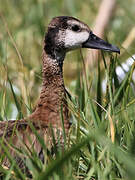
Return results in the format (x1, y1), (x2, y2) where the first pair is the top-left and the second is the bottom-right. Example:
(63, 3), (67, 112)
(93, 35), (97, 40)
(90, 31), (93, 35)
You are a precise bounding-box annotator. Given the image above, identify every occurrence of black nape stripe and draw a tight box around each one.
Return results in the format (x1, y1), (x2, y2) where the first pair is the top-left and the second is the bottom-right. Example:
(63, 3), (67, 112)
(44, 27), (59, 59)
(44, 26), (65, 71)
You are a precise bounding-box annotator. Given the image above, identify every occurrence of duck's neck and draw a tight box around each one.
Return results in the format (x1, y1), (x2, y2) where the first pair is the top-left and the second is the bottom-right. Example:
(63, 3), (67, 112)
(30, 49), (70, 132)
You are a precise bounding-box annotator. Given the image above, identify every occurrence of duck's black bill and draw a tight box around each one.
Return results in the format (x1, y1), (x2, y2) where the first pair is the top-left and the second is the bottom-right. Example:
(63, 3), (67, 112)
(82, 33), (120, 54)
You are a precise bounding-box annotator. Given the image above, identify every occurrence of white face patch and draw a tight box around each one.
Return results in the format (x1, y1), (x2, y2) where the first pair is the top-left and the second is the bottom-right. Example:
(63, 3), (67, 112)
(64, 29), (89, 50)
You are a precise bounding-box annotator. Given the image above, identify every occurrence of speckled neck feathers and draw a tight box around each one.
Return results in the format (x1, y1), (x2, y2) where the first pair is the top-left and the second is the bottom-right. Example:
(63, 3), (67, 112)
(30, 40), (69, 133)
(29, 16), (90, 131)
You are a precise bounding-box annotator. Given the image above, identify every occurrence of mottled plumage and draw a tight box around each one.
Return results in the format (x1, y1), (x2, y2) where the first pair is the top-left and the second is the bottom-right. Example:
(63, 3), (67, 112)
(0, 16), (120, 168)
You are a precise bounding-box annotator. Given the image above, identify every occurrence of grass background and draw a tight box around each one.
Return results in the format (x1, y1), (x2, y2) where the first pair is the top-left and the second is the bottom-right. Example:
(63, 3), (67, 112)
(0, 0), (135, 179)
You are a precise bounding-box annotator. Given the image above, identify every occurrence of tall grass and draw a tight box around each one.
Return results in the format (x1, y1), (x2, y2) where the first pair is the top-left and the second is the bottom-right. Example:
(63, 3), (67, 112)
(0, 0), (135, 179)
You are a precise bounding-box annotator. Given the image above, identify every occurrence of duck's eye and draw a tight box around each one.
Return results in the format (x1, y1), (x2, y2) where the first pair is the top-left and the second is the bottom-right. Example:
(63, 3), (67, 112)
(71, 25), (80, 32)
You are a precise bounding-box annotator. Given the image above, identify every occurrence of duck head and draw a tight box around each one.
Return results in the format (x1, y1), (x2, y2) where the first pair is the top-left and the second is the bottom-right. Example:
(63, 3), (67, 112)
(44, 16), (120, 61)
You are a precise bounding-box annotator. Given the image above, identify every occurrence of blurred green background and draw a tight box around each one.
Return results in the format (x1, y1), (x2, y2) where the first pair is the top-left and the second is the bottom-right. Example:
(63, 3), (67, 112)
(0, 0), (135, 120)
(1, 1), (135, 179)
